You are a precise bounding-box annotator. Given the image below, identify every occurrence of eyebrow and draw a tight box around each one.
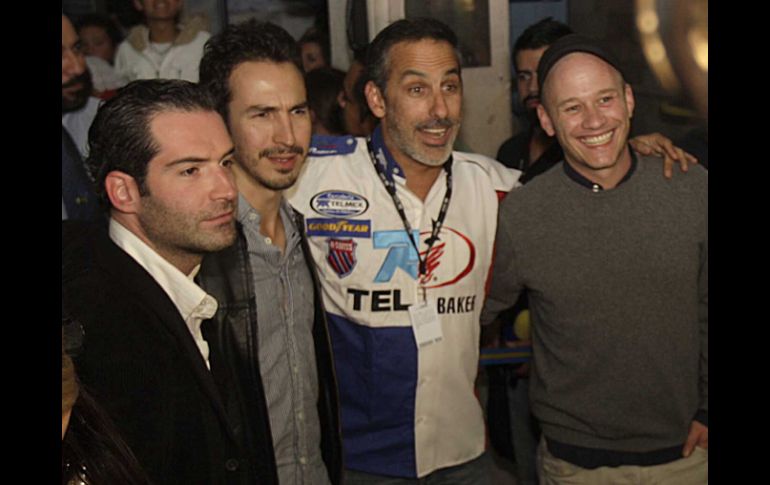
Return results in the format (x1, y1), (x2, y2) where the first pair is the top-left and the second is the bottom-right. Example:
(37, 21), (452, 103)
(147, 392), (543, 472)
(165, 147), (235, 168)
(556, 88), (619, 108)
(246, 101), (309, 113)
(400, 67), (461, 81)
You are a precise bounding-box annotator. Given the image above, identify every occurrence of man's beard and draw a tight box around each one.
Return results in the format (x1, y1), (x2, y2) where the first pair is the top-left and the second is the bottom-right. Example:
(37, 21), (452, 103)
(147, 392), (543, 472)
(62, 69), (93, 113)
(387, 117), (458, 168)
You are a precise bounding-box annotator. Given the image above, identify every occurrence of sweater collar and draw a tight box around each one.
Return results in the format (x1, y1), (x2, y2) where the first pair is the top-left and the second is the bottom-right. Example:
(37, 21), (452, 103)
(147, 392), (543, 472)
(562, 145), (638, 192)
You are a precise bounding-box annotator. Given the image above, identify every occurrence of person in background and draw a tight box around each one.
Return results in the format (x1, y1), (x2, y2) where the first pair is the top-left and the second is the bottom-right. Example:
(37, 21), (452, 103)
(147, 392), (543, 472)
(336, 48), (377, 137)
(77, 13), (123, 64)
(62, 13), (101, 221)
(76, 12), (127, 98)
(306, 66), (346, 136)
(114, 0), (210, 82)
(298, 27), (330, 72)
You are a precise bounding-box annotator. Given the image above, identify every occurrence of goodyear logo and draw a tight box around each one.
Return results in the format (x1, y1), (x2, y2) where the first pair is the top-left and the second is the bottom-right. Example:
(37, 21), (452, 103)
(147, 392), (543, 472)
(311, 191), (369, 217)
(306, 218), (371, 238)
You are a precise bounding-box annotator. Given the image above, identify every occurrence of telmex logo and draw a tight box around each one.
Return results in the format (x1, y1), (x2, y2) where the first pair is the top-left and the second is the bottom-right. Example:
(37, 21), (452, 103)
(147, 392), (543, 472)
(374, 226), (475, 289)
(311, 191), (369, 217)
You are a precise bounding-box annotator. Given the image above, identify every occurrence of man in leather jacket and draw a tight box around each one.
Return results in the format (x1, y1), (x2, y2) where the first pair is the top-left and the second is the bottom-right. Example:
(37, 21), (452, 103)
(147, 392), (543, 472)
(198, 19), (343, 485)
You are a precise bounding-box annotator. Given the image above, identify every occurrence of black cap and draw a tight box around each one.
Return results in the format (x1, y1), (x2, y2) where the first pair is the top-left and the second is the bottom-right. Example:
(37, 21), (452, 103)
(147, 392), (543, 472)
(537, 33), (625, 93)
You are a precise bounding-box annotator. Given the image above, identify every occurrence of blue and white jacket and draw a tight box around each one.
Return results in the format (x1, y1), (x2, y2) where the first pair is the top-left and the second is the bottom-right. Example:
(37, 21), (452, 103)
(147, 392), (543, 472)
(288, 127), (520, 478)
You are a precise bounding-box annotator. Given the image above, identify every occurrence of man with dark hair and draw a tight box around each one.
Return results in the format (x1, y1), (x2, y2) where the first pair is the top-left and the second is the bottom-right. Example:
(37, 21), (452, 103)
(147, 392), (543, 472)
(497, 17), (695, 183)
(288, 17), (518, 483)
(61, 79), (261, 484)
(62, 13), (100, 221)
(299, 27), (331, 73)
(482, 34), (708, 484)
(197, 19), (343, 485)
(336, 47), (377, 136)
(306, 66), (346, 135)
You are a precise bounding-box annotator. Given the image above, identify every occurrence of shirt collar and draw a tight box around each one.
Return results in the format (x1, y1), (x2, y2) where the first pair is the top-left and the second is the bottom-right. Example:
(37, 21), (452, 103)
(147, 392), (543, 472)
(108, 218), (218, 323)
(236, 193), (300, 249)
(369, 125), (406, 183)
(562, 145), (638, 192)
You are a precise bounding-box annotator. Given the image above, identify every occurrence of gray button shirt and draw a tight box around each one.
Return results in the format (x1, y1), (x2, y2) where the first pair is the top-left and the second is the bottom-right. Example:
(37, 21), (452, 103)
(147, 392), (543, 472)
(237, 194), (329, 485)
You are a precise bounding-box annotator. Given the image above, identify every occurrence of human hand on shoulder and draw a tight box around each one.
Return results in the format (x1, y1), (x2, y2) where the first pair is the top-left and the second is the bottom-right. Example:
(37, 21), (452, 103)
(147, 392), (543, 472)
(629, 132), (698, 179)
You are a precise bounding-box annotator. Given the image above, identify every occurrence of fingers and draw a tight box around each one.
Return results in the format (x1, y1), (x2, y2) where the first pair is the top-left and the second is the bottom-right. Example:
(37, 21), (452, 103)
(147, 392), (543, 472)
(682, 430), (698, 457)
(682, 421), (709, 457)
(662, 154), (674, 179)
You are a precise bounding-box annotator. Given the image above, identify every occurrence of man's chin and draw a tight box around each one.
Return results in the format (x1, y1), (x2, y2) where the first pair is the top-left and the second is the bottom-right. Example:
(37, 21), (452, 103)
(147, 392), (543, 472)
(62, 92), (90, 113)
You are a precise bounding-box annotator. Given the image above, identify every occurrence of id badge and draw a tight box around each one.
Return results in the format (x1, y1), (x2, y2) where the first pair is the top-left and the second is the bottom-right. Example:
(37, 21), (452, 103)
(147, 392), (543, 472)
(409, 300), (443, 347)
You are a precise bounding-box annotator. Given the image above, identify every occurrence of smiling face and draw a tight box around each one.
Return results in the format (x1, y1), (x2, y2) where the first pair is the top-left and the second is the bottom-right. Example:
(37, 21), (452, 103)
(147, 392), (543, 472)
(537, 52), (635, 183)
(226, 61), (311, 194)
(136, 110), (237, 265)
(367, 39), (462, 169)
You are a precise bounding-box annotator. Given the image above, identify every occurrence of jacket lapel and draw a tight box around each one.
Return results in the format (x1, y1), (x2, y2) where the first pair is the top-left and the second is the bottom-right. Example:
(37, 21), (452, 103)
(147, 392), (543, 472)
(95, 232), (236, 441)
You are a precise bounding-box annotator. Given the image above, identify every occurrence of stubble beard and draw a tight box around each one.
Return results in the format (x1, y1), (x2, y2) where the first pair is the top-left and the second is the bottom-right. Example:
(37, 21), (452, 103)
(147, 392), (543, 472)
(386, 117), (458, 168)
(139, 196), (237, 260)
(239, 147), (306, 191)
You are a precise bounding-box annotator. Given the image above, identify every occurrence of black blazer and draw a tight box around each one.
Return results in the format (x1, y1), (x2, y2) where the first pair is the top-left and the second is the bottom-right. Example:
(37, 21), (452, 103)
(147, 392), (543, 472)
(62, 221), (257, 485)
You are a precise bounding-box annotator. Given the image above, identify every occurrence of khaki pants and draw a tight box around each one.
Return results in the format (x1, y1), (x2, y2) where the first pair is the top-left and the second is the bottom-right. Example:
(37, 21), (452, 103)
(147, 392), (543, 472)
(537, 437), (707, 485)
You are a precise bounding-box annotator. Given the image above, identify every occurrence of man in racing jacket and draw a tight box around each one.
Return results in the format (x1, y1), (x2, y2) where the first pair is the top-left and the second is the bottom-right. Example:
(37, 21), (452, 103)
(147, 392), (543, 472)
(289, 18), (520, 482)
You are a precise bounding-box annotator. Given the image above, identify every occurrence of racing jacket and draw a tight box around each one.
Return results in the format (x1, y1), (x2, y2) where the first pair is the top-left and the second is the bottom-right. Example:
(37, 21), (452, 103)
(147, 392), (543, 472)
(288, 127), (520, 478)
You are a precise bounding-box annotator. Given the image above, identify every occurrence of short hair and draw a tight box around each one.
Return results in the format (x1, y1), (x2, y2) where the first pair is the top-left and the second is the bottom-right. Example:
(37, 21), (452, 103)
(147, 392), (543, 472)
(75, 13), (124, 49)
(86, 79), (217, 209)
(199, 19), (302, 122)
(305, 67), (345, 135)
(365, 17), (460, 96)
(513, 17), (573, 69)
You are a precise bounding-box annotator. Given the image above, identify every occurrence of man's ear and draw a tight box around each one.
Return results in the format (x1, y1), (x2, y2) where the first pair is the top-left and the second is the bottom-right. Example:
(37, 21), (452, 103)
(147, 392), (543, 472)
(104, 171), (142, 215)
(132, 0), (144, 12)
(364, 81), (386, 119)
(537, 104), (556, 137)
(624, 83), (635, 119)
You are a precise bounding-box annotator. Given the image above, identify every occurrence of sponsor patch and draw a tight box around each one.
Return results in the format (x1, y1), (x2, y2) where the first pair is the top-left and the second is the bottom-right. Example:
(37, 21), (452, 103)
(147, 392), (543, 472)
(373, 226), (475, 288)
(327, 238), (357, 277)
(311, 191), (369, 217)
(306, 218), (372, 238)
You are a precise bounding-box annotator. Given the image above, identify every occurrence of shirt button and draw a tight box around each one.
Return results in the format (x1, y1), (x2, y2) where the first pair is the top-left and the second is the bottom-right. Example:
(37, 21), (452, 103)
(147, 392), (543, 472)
(592, 184), (601, 193)
(299, 456), (307, 465)
(248, 213), (257, 221)
(297, 411), (304, 421)
(225, 458), (239, 471)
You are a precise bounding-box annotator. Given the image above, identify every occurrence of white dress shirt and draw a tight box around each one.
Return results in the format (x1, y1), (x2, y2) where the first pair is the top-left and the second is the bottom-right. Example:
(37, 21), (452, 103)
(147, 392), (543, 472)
(109, 218), (218, 368)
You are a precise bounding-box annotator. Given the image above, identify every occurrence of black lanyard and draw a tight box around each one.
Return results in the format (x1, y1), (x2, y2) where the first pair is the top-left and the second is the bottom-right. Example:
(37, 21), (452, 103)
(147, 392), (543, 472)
(367, 139), (453, 278)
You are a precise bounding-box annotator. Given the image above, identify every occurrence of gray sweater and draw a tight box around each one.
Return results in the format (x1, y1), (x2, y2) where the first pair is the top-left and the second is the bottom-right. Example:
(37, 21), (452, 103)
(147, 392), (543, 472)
(481, 156), (708, 454)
